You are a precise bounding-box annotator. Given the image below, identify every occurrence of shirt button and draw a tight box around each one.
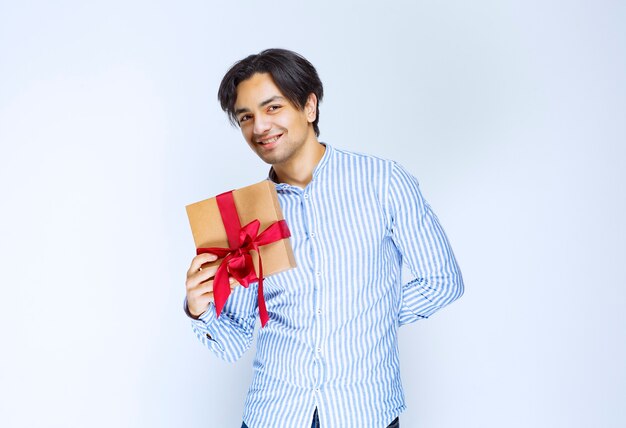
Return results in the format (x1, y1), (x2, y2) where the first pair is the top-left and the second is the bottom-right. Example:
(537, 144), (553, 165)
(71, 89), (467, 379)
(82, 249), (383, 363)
(317, 308), (322, 315)
(303, 193), (309, 199)
(310, 232), (316, 238)
(317, 347), (321, 353)
(315, 271), (321, 277)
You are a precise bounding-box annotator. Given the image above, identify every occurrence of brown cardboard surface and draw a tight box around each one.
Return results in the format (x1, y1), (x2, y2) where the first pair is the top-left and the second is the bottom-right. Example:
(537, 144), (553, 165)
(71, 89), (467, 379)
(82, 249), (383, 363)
(185, 180), (296, 278)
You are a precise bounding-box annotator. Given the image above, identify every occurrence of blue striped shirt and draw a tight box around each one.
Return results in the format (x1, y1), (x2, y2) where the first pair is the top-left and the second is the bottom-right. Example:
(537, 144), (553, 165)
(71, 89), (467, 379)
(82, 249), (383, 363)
(188, 143), (463, 428)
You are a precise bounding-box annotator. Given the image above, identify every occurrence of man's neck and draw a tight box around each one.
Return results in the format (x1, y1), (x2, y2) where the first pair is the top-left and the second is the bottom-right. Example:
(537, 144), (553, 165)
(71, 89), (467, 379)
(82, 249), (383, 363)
(272, 141), (326, 189)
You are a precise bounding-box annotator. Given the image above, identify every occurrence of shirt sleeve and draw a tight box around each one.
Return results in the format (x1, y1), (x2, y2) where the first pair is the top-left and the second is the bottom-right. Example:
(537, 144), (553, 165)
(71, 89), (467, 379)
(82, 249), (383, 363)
(184, 281), (258, 362)
(386, 162), (464, 326)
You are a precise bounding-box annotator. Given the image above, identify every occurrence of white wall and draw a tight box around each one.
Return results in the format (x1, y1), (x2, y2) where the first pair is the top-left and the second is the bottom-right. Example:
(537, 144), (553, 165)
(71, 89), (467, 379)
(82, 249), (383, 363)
(1, 1), (624, 427)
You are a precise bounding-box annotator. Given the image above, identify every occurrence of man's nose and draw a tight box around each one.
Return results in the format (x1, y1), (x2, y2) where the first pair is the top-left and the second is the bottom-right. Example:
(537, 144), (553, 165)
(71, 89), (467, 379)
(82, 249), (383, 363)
(253, 114), (271, 136)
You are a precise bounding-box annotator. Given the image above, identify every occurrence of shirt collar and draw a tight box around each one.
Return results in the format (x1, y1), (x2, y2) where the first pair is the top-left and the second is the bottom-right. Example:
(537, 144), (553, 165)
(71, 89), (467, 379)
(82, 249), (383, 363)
(268, 142), (333, 191)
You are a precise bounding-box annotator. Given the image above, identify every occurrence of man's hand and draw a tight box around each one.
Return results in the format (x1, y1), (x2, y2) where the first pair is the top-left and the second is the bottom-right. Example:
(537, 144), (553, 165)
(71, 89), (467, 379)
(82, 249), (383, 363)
(185, 253), (238, 318)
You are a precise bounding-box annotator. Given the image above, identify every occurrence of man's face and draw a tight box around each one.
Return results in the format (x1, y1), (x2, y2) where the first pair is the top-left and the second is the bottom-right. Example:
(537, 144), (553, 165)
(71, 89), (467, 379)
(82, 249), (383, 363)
(233, 72), (317, 166)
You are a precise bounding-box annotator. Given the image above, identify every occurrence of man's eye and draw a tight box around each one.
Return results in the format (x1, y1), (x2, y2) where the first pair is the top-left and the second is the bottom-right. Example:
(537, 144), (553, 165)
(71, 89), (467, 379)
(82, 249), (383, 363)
(239, 115), (251, 123)
(268, 105), (281, 112)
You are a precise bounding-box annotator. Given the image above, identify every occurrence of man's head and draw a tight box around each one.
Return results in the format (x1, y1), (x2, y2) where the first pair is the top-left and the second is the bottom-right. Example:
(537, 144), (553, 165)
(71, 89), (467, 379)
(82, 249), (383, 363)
(218, 48), (324, 137)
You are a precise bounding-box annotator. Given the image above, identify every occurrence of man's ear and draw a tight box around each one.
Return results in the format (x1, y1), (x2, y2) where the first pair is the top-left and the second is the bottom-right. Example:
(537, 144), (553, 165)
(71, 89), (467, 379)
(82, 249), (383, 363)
(305, 93), (317, 123)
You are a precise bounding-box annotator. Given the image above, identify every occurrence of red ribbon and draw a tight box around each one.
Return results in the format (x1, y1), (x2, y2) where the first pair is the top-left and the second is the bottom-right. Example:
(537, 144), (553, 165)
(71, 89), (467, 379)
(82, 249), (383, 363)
(196, 191), (290, 327)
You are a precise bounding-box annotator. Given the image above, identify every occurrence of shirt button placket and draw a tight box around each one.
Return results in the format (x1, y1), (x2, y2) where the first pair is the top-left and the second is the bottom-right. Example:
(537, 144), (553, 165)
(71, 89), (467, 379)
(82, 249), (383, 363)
(304, 189), (323, 394)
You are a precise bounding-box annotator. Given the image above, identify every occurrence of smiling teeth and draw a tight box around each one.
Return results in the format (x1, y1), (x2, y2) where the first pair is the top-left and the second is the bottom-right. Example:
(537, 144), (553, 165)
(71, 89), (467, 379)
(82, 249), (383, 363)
(260, 135), (280, 144)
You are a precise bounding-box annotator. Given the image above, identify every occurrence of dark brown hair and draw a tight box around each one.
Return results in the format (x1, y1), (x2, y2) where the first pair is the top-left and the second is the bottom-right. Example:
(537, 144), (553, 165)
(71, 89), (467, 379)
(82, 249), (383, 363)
(218, 48), (324, 136)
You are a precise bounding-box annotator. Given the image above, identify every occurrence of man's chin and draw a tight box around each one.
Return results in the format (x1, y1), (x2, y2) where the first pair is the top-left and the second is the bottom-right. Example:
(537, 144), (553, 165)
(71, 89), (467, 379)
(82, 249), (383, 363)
(255, 150), (285, 166)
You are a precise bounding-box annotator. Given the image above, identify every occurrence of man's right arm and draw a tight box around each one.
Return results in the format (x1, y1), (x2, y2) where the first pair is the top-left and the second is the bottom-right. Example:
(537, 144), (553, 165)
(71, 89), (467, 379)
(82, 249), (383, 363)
(185, 253), (257, 362)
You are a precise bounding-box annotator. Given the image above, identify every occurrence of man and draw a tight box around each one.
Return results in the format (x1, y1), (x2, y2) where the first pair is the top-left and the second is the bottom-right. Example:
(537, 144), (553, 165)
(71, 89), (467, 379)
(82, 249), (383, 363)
(185, 48), (464, 428)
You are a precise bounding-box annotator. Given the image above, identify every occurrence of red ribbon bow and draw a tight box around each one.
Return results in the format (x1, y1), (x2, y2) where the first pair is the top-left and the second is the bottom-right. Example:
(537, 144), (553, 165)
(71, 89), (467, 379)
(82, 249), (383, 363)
(196, 191), (290, 327)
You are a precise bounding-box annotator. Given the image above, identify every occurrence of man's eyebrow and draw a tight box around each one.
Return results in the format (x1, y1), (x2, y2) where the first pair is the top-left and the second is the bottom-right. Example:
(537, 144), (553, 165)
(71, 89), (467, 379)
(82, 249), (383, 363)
(259, 95), (286, 107)
(234, 96), (286, 116)
(234, 106), (250, 116)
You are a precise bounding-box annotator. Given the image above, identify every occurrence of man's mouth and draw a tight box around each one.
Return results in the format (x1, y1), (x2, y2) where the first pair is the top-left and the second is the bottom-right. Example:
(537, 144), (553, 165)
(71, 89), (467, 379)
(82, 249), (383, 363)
(257, 133), (283, 145)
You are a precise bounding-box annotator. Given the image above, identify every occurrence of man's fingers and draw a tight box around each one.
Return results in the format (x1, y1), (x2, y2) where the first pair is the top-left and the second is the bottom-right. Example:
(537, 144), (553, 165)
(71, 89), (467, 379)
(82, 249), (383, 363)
(188, 279), (214, 298)
(192, 277), (240, 297)
(187, 253), (219, 275)
(196, 264), (220, 281)
(187, 262), (220, 286)
(186, 270), (214, 291)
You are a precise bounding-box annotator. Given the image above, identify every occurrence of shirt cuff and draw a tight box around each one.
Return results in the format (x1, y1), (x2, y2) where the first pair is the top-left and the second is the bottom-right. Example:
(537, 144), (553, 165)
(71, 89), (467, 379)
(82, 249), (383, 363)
(401, 278), (440, 319)
(184, 298), (222, 344)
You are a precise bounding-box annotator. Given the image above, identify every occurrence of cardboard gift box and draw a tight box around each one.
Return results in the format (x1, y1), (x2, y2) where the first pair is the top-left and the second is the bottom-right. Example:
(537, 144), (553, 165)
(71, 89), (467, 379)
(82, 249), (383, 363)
(186, 180), (296, 326)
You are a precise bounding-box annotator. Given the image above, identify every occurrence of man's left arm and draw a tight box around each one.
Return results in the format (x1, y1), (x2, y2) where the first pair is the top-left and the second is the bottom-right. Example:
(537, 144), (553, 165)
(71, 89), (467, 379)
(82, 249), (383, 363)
(387, 162), (464, 326)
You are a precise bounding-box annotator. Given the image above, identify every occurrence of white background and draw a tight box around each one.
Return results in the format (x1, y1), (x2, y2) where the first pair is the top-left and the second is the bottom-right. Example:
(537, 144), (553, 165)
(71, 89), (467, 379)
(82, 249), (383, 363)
(1, 1), (624, 427)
